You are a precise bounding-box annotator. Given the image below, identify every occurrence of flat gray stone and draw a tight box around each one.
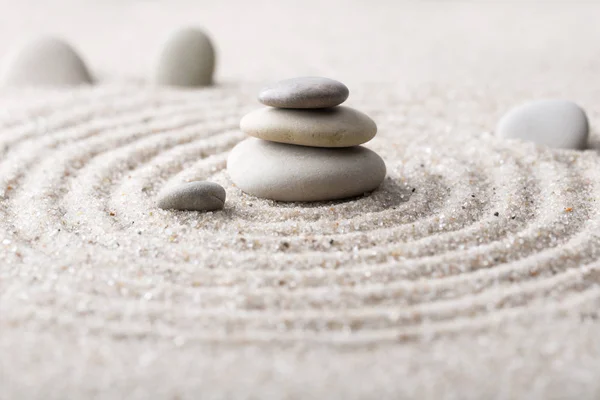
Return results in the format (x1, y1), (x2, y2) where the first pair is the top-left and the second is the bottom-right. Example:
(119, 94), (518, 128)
(496, 99), (589, 150)
(240, 106), (377, 147)
(227, 138), (386, 202)
(0, 37), (93, 87)
(157, 181), (226, 211)
(259, 76), (349, 108)
(154, 27), (216, 87)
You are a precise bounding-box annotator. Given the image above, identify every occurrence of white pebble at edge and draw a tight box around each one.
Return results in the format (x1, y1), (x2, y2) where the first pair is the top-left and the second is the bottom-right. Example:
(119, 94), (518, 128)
(495, 99), (589, 150)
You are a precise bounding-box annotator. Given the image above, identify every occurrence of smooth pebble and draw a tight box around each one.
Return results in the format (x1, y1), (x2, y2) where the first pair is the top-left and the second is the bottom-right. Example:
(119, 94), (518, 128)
(240, 106), (377, 148)
(0, 37), (92, 87)
(227, 138), (386, 202)
(154, 27), (216, 87)
(259, 76), (349, 108)
(496, 99), (589, 150)
(157, 181), (226, 211)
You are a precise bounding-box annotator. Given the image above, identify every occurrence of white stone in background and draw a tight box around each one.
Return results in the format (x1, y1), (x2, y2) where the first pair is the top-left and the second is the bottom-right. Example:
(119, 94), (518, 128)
(157, 181), (226, 211)
(154, 27), (216, 87)
(227, 138), (386, 202)
(495, 99), (589, 150)
(240, 106), (377, 148)
(0, 36), (93, 87)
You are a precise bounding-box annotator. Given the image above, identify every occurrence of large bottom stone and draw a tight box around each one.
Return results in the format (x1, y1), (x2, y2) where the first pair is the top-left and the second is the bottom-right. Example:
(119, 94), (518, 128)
(227, 138), (386, 202)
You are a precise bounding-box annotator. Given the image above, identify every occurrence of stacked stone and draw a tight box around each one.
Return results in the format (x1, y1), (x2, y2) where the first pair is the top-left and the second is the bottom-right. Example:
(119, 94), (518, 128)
(227, 77), (386, 202)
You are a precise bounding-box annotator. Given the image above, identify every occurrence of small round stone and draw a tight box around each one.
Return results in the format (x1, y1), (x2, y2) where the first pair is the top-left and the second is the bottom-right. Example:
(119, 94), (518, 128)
(495, 99), (589, 150)
(157, 181), (226, 211)
(0, 37), (93, 87)
(154, 27), (216, 87)
(259, 77), (349, 108)
(240, 106), (377, 148)
(227, 138), (386, 202)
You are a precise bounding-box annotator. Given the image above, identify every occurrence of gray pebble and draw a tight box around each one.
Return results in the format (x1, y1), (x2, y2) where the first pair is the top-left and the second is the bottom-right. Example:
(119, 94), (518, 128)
(154, 27), (216, 87)
(259, 76), (349, 109)
(157, 181), (226, 211)
(227, 138), (386, 202)
(0, 36), (93, 87)
(496, 99), (589, 150)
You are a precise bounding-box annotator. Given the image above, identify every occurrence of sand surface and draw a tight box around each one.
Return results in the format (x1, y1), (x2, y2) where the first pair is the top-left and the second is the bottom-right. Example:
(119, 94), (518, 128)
(2, 1), (600, 399)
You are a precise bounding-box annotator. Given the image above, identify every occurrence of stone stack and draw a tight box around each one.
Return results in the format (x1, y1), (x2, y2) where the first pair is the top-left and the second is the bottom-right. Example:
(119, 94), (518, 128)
(227, 77), (386, 202)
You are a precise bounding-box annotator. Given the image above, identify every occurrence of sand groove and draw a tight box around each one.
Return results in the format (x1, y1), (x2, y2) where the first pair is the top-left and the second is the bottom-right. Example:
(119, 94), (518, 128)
(1, 84), (600, 345)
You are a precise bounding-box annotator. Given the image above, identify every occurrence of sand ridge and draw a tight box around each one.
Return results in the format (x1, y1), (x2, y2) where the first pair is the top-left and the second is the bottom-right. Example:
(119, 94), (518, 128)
(0, 81), (600, 398)
(2, 1), (600, 398)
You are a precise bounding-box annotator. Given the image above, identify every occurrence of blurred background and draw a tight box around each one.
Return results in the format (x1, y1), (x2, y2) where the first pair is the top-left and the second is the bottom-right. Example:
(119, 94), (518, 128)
(0, 0), (598, 87)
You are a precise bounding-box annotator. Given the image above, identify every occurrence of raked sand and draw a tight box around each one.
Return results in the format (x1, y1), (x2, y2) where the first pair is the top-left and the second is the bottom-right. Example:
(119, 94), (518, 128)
(2, 1), (600, 399)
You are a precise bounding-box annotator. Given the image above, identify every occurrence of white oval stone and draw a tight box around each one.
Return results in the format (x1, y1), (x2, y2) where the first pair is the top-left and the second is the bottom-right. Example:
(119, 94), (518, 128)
(157, 181), (225, 211)
(0, 37), (93, 87)
(227, 138), (386, 202)
(240, 106), (377, 148)
(495, 99), (589, 150)
(154, 27), (216, 87)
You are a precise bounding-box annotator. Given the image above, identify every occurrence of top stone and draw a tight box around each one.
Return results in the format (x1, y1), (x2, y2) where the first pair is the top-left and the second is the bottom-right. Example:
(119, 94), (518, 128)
(258, 77), (349, 109)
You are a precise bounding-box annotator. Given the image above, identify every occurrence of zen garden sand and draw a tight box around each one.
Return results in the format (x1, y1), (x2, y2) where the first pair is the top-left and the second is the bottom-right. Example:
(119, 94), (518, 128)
(2, 2), (600, 399)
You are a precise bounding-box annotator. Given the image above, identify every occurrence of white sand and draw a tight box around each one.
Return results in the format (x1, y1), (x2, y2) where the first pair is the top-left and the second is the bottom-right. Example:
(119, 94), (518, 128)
(1, 1), (600, 399)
